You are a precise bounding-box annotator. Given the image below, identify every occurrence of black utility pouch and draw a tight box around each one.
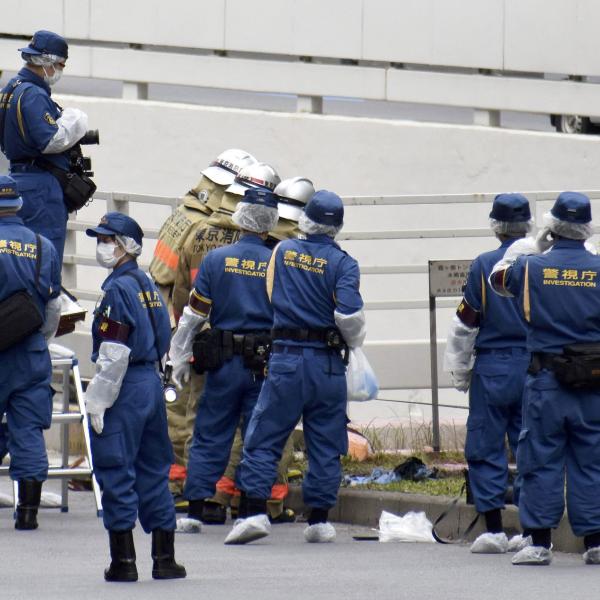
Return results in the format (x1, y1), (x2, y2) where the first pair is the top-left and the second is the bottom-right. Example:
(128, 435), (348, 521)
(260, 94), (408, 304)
(242, 333), (271, 376)
(552, 343), (600, 389)
(192, 328), (224, 374)
(61, 172), (97, 213)
(0, 290), (43, 351)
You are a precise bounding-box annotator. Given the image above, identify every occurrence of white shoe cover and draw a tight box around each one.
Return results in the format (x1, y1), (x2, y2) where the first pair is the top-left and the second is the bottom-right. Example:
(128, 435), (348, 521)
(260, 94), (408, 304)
(304, 522), (336, 543)
(507, 534), (533, 553)
(224, 514), (271, 545)
(470, 532), (508, 554)
(512, 545), (552, 565)
(175, 517), (202, 534)
(583, 546), (600, 565)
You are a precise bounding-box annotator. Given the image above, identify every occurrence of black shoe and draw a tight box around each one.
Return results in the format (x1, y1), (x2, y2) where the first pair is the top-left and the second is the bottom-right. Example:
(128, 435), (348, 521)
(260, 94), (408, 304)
(104, 530), (138, 582)
(201, 501), (227, 525)
(152, 529), (186, 580)
(15, 480), (42, 530)
(269, 508), (296, 524)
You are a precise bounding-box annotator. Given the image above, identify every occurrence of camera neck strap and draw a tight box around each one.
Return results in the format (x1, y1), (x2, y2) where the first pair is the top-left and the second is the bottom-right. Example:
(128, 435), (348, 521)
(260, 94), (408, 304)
(123, 270), (164, 374)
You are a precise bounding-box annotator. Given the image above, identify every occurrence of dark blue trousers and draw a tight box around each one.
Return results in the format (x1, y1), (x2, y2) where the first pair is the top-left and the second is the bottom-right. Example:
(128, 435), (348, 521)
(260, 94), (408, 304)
(518, 370), (600, 537)
(239, 346), (347, 510)
(0, 334), (52, 481)
(466, 348), (529, 513)
(12, 170), (67, 264)
(184, 356), (262, 501)
(90, 365), (176, 532)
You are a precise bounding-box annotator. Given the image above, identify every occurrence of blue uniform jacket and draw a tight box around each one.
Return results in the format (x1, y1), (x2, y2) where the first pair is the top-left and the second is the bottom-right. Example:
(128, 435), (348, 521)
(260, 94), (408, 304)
(502, 239), (600, 354)
(459, 239), (527, 349)
(268, 234), (363, 339)
(0, 215), (61, 344)
(191, 234), (273, 331)
(91, 261), (171, 363)
(0, 67), (69, 170)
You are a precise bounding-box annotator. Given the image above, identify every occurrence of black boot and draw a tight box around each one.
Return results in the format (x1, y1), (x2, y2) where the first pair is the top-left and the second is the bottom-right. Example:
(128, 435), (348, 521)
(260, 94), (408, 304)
(104, 530), (138, 582)
(201, 500), (227, 525)
(14, 480), (42, 530)
(152, 529), (187, 580)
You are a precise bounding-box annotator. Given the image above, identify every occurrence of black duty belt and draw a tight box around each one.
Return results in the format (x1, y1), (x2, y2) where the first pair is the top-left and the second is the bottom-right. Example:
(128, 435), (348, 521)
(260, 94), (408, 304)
(271, 327), (334, 343)
(222, 330), (271, 355)
(528, 352), (560, 374)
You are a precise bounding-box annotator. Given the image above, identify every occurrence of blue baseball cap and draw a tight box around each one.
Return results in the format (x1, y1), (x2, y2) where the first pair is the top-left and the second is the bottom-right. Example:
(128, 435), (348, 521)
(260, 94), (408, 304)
(489, 193), (531, 222)
(551, 192), (591, 224)
(0, 175), (23, 210)
(19, 30), (68, 60)
(86, 212), (144, 245)
(242, 188), (278, 209)
(304, 190), (344, 227)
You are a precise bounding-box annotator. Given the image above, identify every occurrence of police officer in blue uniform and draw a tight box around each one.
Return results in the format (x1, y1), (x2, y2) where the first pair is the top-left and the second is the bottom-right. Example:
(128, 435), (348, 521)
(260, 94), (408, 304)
(444, 194), (533, 554)
(0, 175), (61, 530)
(168, 188), (280, 533)
(225, 190), (365, 545)
(0, 30), (89, 263)
(85, 212), (186, 582)
(490, 192), (600, 566)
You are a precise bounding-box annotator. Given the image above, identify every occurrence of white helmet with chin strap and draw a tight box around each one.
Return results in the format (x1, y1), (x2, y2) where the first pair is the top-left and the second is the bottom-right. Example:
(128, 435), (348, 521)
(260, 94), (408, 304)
(202, 149), (257, 186)
(226, 162), (281, 196)
(274, 177), (315, 222)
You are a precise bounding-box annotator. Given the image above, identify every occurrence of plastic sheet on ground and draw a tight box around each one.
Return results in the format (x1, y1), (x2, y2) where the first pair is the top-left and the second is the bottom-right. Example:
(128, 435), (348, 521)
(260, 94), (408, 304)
(378, 510), (435, 543)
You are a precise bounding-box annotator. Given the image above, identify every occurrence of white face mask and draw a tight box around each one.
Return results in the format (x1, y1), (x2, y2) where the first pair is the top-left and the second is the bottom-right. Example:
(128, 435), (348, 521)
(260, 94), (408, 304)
(96, 242), (121, 269)
(42, 64), (62, 86)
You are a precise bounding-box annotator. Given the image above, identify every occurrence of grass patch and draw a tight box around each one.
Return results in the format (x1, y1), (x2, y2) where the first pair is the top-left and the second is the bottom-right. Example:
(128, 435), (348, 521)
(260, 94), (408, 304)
(352, 477), (465, 497)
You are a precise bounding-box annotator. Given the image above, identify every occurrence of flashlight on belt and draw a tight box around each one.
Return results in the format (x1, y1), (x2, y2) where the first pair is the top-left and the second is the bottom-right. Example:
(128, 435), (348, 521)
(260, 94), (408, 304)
(163, 362), (177, 404)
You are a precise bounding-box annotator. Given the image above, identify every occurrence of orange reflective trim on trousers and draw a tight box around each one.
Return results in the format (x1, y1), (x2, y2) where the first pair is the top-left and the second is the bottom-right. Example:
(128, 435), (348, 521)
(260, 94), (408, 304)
(154, 239), (179, 270)
(216, 476), (238, 496)
(169, 464), (187, 481)
(270, 483), (289, 500)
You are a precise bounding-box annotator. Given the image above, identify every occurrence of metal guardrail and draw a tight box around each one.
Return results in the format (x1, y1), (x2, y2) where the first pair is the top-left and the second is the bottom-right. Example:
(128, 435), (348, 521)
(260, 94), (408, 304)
(63, 189), (600, 404)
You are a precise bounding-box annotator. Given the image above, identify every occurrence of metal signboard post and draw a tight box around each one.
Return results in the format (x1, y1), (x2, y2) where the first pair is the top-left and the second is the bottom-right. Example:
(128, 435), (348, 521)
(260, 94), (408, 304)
(428, 260), (472, 451)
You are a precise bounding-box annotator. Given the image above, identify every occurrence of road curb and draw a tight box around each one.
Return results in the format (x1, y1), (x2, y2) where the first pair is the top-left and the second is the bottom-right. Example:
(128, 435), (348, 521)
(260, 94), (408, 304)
(286, 485), (584, 553)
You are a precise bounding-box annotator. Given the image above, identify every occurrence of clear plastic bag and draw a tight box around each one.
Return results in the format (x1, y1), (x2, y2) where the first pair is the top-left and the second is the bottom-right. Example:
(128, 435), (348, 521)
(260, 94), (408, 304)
(346, 347), (379, 402)
(378, 510), (435, 543)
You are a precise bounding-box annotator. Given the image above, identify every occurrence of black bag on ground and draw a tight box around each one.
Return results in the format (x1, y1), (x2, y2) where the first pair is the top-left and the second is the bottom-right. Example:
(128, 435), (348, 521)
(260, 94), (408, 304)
(552, 344), (600, 390)
(192, 328), (224, 374)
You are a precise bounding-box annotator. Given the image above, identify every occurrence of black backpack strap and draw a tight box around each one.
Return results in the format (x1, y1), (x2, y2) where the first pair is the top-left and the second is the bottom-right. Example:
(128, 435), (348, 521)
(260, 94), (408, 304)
(431, 482), (480, 544)
(123, 270), (164, 372)
(34, 234), (42, 293)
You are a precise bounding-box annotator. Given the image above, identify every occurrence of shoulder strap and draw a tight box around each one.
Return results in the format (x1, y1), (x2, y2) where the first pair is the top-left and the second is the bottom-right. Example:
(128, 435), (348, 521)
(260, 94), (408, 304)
(0, 80), (22, 154)
(123, 270), (164, 372)
(35, 234), (42, 293)
(431, 483), (480, 544)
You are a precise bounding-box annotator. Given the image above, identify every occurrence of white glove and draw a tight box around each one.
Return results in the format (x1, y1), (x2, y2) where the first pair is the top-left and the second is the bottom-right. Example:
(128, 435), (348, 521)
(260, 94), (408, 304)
(88, 410), (105, 435)
(535, 227), (555, 253)
(451, 370), (471, 393)
(169, 359), (190, 391)
(334, 309), (367, 348)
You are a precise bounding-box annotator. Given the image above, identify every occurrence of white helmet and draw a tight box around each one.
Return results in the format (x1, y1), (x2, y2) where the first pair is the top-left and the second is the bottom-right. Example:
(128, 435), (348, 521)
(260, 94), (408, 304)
(274, 177), (315, 222)
(202, 149), (257, 186)
(226, 162), (281, 196)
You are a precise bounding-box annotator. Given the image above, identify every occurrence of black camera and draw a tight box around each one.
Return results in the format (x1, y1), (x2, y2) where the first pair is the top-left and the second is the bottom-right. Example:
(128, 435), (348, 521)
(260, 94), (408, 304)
(79, 129), (100, 145)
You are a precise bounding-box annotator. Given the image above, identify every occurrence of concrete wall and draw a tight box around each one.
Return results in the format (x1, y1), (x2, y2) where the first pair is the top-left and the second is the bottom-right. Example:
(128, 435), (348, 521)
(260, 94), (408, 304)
(59, 94), (600, 198)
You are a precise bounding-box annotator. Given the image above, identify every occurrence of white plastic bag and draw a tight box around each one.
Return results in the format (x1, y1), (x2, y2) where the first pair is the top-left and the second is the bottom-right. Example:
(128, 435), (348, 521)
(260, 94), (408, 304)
(346, 347), (379, 402)
(378, 510), (435, 543)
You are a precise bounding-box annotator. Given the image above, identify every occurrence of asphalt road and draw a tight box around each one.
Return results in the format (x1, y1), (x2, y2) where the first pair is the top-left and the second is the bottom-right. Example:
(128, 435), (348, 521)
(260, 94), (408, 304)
(0, 480), (595, 600)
